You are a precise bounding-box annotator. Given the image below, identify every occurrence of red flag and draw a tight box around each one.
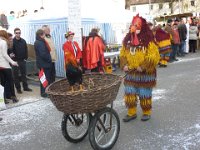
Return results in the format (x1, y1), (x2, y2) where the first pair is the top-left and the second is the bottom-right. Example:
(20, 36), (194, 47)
(39, 68), (48, 88)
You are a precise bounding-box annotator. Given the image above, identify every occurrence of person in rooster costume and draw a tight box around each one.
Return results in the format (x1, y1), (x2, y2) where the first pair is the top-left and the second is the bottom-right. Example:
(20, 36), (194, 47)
(154, 25), (172, 67)
(120, 14), (160, 122)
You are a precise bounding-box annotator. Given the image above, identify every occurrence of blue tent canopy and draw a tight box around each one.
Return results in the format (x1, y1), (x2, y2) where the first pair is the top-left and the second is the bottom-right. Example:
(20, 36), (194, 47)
(9, 17), (117, 77)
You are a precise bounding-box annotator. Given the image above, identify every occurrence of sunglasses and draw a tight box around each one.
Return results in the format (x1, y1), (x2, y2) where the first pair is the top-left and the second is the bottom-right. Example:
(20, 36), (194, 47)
(15, 32), (21, 34)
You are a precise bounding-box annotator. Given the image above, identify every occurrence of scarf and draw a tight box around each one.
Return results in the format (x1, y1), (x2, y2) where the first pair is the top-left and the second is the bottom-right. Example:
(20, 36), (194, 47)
(44, 39), (51, 52)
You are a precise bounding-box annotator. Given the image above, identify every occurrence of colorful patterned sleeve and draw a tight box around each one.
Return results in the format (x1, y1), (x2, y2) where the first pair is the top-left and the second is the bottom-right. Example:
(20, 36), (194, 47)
(141, 42), (160, 73)
(119, 46), (128, 70)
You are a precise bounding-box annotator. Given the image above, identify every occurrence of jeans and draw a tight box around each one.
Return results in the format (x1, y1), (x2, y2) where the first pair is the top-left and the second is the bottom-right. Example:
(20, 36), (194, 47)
(171, 44), (179, 61)
(179, 41), (186, 56)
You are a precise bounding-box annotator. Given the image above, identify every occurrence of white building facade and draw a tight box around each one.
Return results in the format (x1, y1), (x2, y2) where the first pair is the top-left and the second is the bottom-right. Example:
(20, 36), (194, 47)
(130, 0), (200, 21)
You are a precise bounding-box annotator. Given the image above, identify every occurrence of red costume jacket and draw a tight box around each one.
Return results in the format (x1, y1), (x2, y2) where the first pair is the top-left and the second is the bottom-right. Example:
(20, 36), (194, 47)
(63, 41), (82, 67)
(82, 36), (105, 70)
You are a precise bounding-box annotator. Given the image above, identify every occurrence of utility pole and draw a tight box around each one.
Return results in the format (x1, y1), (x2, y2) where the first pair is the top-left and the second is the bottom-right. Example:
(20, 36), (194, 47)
(68, 0), (82, 47)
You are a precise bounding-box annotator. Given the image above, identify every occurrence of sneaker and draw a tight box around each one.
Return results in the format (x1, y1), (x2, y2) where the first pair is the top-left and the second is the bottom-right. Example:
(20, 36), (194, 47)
(141, 115), (151, 121)
(24, 88), (32, 92)
(17, 89), (22, 94)
(123, 114), (137, 122)
(11, 96), (19, 103)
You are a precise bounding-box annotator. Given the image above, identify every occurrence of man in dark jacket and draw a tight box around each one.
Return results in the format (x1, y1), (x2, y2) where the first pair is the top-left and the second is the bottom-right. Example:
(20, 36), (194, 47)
(12, 28), (32, 94)
(34, 29), (52, 97)
(178, 19), (187, 56)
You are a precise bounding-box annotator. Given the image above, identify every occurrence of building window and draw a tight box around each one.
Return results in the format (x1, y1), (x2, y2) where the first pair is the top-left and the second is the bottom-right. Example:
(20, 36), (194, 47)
(132, 6), (136, 12)
(150, 4), (153, 10)
(191, 0), (195, 6)
(159, 3), (163, 10)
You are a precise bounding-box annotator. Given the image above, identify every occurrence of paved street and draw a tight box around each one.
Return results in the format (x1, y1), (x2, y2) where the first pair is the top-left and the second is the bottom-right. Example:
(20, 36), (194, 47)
(1, 52), (200, 150)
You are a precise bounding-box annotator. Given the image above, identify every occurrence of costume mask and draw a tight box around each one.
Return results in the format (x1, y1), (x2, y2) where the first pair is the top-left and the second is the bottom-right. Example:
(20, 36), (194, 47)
(130, 14), (142, 46)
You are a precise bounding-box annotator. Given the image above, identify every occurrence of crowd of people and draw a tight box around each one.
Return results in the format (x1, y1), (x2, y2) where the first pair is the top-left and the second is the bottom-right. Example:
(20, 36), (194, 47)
(151, 17), (200, 68)
(0, 28), (33, 105)
(0, 26), (106, 121)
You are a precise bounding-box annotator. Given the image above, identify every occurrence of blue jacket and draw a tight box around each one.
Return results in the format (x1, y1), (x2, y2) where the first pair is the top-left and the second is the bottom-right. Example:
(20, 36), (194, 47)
(34, 37), (52, 69)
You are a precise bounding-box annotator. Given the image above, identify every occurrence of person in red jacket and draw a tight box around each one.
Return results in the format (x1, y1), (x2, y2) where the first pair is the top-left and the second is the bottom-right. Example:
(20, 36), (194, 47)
(63, 31), (83, 92)
(82, 28), (105, 72)
(63, 31), (82, 67)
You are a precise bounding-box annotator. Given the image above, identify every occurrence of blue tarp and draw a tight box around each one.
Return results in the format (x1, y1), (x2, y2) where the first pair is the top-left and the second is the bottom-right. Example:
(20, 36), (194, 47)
(9, 17), (117, 77)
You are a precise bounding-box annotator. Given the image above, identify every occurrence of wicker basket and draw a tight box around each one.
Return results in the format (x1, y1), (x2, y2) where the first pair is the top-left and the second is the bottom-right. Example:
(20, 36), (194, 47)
(46, 73), (122, 114)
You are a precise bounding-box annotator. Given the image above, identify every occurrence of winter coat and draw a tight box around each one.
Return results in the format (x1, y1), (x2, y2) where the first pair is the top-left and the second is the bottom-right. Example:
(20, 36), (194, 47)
(12, 37), (28, 61)
(0, 37), (15, 68)
(44, 35), (57, 62)
(34, 37), (52, 69)
(172, 28), (180, 45)
(82, 34), (105, 70)
(189, 25), (198, 40)
(178, 24), (187, 42)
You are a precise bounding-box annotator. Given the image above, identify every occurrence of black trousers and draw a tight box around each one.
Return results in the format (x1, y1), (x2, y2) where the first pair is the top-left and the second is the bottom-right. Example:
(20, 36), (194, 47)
(189, 40), (197, 52)
(0, 68), (16, 99)
(12, 60), (28, 90)
(50, 62), (56, 83)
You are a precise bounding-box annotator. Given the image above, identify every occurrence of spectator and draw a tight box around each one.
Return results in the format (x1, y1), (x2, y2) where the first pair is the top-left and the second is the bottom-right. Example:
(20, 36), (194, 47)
(42, 25), (57, 82)
(12, 28), (32, 94)
(189, 20), (198, 53)
(34, 29), (52, 98)
(185, 17), (190, 53)
(63, 31), (82, 70)
(178, 18), (187, 56)
(3, 32), (16, 101)
(154, 25), (172, 66)
(0, 30), (19, 103)
(82, 28), (105, 72)
(171, 23), (180, 62)
(0, 13), (8, 30)
(63, 31), (83, 92)
(7, 32), (14, 57)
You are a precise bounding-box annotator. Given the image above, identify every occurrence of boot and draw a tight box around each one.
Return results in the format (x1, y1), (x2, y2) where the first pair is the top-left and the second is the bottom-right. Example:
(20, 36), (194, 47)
(141, 114), (151, 121)
(123, 114), (137, 122)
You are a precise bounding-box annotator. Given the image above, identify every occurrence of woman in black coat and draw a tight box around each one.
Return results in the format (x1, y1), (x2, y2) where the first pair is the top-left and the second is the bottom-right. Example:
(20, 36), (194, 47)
(34, 29), (52, 97)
